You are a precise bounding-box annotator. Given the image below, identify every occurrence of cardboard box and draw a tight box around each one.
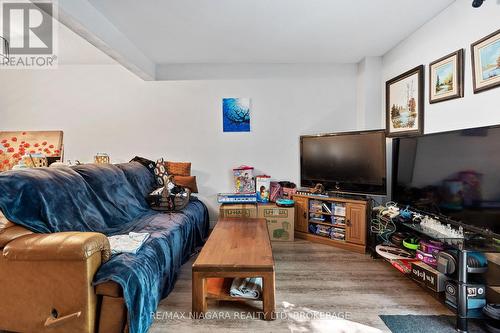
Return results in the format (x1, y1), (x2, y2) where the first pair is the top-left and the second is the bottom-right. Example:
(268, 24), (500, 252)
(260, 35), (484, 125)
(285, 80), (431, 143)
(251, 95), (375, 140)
(219, 204), (257, 219)
(410, 261), (448, 292)
(257, 203), (294, 242)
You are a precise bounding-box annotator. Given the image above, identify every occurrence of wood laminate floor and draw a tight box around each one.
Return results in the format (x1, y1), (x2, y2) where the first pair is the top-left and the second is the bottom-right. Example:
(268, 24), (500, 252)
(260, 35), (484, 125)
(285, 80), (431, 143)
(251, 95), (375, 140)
(151, 240), (451, 333)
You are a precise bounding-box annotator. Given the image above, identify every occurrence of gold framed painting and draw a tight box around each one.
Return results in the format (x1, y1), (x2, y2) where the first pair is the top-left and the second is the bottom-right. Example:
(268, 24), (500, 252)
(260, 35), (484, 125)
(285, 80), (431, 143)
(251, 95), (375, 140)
(471, 29), (500, 94)
(386, 65), (424, 137)
(429, 49), (464, 103)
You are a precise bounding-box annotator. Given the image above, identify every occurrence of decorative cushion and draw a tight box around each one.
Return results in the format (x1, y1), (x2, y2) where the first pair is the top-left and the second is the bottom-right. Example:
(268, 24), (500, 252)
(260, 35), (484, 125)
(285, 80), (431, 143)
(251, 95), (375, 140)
(173, 175), (199, 193)
(165, 161), (191, 177)
(130, 156), (155, 174)
(153, 158), (169, 186)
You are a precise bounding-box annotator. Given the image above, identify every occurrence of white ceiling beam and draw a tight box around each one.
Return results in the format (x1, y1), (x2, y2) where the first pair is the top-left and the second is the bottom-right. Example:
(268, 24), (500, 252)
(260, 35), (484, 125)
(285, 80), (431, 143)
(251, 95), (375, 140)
(35, 0), (156, 80)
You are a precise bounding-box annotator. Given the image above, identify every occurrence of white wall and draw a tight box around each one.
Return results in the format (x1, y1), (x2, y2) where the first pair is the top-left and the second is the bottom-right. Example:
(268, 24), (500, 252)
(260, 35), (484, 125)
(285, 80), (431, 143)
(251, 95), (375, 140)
(0, 64), (357, 222)
(382, 1), (500, 133)
(356, 56), (383, 129)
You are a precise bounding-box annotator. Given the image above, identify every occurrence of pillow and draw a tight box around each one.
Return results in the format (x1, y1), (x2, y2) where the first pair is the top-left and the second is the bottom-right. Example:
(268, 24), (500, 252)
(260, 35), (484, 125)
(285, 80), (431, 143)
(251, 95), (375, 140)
(154, 158), (169, 186)
(165, 161), (191, 177)
(173, 175), (198, 193)
(130, 156), (156, 174)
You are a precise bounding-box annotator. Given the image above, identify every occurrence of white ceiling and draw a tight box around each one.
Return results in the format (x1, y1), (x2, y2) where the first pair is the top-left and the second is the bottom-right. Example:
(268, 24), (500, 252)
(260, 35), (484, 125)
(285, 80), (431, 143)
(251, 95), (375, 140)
(87, 0), (455, 64)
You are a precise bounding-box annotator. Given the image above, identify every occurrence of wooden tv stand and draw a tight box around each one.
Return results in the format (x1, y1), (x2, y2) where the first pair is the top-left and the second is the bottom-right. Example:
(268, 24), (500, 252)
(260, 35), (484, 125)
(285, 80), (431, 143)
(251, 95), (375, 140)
(293, 193), (368, 254)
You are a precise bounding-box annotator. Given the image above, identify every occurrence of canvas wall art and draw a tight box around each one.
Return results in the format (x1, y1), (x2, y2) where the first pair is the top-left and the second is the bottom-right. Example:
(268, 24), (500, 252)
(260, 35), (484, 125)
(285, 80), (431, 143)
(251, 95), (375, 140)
(386, 65), (424, 137)
(222, 98), (250, 132)
(429, 49), (464, 104)
(0, 131), (63, 172)
(471, 28), (500, 93)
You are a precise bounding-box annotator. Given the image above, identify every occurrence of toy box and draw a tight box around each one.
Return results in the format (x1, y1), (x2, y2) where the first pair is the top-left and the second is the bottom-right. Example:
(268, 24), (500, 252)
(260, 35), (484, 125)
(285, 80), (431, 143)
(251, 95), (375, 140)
(410, 261), (448, 292)
(233, 165), (255, 193)
(257, 203), (294, 241)
(256, 175), (271, 203)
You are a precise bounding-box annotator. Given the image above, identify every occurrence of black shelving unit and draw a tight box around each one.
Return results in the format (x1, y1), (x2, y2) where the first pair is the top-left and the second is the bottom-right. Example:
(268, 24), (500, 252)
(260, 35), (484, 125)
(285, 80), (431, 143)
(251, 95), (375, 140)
(371, 209), (500, 333)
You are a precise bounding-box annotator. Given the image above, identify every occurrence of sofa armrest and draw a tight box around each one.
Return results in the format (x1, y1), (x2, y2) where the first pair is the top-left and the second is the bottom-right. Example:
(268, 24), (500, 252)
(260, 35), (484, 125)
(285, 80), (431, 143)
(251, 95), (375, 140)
(0, 225), (34, 248)
(3, 232), (111, 263)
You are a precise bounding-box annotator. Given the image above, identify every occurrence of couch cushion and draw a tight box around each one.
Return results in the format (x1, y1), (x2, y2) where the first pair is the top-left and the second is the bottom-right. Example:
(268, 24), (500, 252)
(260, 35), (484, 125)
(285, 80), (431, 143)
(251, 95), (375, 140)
(165, 161), (191, 176)
(173, 175), (199, 193)
(0, 209), (34, 248)
(0, 225), (33, 248)
(0, 210), (14, 230)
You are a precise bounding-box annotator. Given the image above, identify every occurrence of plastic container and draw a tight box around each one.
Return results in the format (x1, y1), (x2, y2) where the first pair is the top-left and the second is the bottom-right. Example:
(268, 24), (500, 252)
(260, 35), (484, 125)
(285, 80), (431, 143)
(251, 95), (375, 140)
(233, 165), (255, 193)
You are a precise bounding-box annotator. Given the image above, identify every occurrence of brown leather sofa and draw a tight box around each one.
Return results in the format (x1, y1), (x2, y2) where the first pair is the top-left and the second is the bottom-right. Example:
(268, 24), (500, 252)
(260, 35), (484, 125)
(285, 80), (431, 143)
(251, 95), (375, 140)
(0, 212), (128, 333)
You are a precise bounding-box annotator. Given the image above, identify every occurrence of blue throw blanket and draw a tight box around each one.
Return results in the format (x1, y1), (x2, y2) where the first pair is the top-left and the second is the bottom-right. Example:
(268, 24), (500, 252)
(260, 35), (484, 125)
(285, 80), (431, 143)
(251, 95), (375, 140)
(0, 162), (209, 333)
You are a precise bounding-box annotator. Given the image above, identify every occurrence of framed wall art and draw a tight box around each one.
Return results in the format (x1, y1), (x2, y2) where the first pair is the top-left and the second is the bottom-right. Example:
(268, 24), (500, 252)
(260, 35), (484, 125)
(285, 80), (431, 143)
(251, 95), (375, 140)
(0, 130), (64, 172)
(222, 98), (251, 132)
(429, 49), (464, 103)
(471, 28), (500, 94)
(386, 65), (424, 137)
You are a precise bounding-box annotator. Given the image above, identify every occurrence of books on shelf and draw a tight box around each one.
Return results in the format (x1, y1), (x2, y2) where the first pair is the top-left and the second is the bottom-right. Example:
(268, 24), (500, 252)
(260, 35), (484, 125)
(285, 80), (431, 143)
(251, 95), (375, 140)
(333, 204), (346, 216)
(309, 223), (346, 240)
(331, 216), (346, 225)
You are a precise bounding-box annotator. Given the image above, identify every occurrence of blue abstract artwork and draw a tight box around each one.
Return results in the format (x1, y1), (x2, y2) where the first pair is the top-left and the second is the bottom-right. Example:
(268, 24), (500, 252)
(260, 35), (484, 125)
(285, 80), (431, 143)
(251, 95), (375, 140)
(222, 98), (250, 132)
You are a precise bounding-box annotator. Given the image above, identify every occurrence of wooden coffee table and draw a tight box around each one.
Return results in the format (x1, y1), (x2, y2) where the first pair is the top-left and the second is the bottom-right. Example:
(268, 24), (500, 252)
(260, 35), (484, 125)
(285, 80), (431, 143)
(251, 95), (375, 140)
(192, 218), (275, 320)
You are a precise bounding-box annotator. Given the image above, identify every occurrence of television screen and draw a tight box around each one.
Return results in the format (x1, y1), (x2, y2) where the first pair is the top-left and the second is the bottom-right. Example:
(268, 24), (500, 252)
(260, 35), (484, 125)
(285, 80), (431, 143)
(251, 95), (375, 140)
(392, 125), (500, 233)
(300, 130), (387, 195)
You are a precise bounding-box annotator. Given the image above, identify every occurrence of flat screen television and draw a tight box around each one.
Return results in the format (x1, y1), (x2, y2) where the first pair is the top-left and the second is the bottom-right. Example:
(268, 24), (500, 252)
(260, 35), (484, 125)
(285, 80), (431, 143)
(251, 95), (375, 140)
(300, 130), (387, 195)
(392, 125), (500, 233)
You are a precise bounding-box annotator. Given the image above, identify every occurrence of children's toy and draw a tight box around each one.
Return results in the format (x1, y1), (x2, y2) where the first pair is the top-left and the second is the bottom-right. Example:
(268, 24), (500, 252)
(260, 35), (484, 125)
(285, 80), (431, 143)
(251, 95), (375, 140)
(233, 165), (255, 193)
(256, 175), (271, 203)
(276, 198), (294, 207)
(269, 181), (283, 202)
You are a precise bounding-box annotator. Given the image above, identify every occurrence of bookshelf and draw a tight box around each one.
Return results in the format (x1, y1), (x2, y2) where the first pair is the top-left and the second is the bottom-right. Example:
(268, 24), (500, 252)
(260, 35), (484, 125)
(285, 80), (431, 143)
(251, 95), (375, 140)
(293, 193), (368, 254)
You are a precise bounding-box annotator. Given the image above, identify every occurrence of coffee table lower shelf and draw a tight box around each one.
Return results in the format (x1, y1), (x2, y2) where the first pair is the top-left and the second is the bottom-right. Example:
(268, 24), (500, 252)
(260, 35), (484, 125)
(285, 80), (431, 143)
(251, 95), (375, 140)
(192, 271), (275, 320)
(206, 278), (262, 301)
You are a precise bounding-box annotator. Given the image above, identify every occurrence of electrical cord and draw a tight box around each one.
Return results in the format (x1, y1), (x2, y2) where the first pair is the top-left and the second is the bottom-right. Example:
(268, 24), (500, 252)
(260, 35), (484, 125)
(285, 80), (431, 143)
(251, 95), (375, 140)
(371, 203), (397, 243)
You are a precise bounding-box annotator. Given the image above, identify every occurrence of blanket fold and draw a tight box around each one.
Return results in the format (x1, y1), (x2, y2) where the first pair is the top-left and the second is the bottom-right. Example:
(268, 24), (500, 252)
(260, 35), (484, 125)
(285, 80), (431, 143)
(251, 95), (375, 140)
(108, 232), (150, 255)
(230, 277), (263, 300)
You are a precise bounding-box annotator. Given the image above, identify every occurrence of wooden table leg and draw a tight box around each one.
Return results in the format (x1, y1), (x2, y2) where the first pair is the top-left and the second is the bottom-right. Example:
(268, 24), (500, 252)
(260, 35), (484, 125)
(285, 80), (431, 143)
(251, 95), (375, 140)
(262, 271), (275, 321)
(192, 271), (207, 319)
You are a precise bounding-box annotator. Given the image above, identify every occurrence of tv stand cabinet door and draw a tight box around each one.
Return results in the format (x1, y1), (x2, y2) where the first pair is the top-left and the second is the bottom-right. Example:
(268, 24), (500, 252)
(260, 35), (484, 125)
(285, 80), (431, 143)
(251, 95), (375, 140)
(346, 203), (366, 245)
(294, 196), (308, 233)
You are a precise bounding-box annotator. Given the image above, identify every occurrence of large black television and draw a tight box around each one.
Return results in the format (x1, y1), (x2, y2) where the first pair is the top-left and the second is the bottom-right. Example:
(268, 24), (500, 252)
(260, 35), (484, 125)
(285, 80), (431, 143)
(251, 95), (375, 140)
(392, 125), (500, 233)
(300, 130), (387, 195)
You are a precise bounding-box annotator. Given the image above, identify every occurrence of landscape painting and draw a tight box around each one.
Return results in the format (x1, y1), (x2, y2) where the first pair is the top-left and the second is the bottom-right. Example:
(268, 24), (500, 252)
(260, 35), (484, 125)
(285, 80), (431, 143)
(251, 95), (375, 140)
(480, 39), (500, 80)
(386, 65), (424, 137)
(222, 98), (251, 132)
(429, 49), (463, 104)
(472, 29), (500, 93)
(435, 62), (453, 94)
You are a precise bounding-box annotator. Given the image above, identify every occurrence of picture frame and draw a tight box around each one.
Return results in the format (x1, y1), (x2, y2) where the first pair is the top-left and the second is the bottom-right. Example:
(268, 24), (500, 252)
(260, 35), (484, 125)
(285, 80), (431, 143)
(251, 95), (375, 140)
(471, 28), (500, 94)
(385, 65), (424, 137)
(222, 98), (251, 132)
(429, 49), (464, 104)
